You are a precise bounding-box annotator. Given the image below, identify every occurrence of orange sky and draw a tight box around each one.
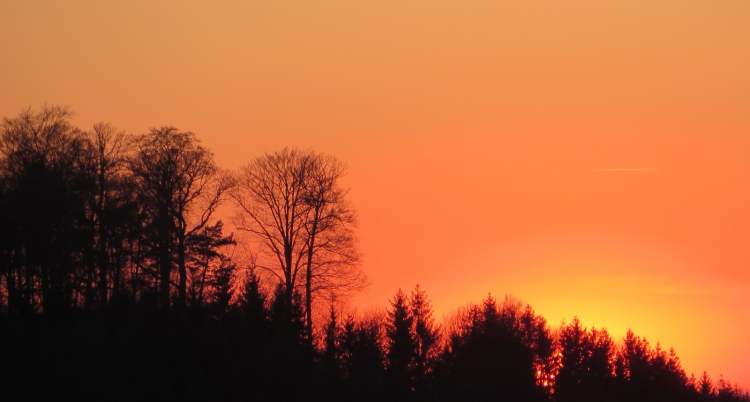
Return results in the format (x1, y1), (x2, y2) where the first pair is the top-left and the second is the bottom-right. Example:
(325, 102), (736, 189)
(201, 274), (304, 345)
(2, 0), (749, 387)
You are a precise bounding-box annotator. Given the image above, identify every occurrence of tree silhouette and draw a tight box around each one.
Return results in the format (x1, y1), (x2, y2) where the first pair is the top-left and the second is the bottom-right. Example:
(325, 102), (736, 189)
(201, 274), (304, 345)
(81, 122), (131, 308)
(208, 255), (235, 316)
(437, 295), (545, 402)
(340, 314), (386, 402)
(186, 221), (235, 308)
(0, 106), (92, 313)
(699, 372), (715, 401)
(320, 302), (344, 399)
(232, 149), (312, 310)
(323, 303), (341, 371)
(410, 285), (440, 399)
(556, 318), (616, 402)
(238, 268), (268, 327)
(130, 127), (232, 309)
(300, 152), (362, 341)
(2, 105), (749, 402)
(517, 304), (556, 395)
(717, 379), (750, 402)
(386, 289), (416, 398)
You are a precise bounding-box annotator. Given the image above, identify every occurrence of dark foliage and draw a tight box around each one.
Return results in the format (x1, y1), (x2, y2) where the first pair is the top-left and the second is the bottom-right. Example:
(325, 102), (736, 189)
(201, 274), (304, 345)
(435, 296), (546, 402)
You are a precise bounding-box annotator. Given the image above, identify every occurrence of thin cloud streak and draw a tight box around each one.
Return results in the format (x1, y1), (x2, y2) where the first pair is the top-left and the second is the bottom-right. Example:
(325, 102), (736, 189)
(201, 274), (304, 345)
(586, 167), (661, 173)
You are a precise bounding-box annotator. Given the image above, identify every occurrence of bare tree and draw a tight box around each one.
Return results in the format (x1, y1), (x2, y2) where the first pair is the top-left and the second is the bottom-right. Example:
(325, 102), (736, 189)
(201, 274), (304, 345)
(85, 123), (130, 306)
(231, 148), (311, 308)
(301, 153), (363, 339)
(129, 127), (233, 308)
(232, 148), (363, 339)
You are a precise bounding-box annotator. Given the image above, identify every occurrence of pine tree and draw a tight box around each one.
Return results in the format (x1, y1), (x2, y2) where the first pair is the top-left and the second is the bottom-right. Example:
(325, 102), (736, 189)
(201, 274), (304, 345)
(410, 285), (439, 396)
(239, 270), (267, 327)
(386, 289), (416, 397)
(341, 315), (385, 402)
(321, 303), (342, 389)
(209, 256), (235, 317)
(269, 284), (306, 346)
(699, 371), (715, 402)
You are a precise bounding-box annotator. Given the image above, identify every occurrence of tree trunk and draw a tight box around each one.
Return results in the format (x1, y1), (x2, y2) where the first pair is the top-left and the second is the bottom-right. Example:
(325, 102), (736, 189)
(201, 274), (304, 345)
(197, 258), (209, 307)
(97, 174), (108, 306)
(177, 232), (187, 309)
(158, 207), (171, 309)
(304, 209), (319, 342)
(97, 221), (108, 306)
(284, 243), (294, 308)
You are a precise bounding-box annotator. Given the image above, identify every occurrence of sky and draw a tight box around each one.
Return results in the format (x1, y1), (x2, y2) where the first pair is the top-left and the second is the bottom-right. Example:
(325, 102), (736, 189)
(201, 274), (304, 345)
(2, 0), (749, 387)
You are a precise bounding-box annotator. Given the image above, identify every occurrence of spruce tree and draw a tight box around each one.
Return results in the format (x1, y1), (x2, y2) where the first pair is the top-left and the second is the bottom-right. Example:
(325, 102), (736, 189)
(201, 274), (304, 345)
(386, 289), (416, 397)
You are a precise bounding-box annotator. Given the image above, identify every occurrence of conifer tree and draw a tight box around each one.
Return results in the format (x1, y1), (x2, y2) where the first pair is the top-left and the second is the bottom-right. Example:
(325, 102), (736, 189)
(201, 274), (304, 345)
(386, 289), (416, 397)
(410, 285), (439, 395)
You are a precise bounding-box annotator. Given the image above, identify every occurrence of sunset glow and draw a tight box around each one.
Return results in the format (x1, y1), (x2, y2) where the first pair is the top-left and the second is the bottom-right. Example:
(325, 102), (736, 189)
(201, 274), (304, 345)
(2, 0), (749, 389)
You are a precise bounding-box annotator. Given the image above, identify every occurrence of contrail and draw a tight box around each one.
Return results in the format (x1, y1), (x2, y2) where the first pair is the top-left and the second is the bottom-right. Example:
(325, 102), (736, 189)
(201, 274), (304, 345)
(586, 167), (661, 173)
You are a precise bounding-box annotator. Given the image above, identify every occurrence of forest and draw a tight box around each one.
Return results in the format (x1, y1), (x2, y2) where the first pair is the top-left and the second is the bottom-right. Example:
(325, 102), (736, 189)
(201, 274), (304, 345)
(1, 106), (748, 402)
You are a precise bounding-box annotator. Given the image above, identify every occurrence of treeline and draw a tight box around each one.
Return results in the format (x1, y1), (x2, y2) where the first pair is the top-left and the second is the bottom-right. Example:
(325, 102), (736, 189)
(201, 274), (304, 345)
(4, 285), (747, 402)
(0, 106), (747, 401)
(0, 106), (237, 315)
(0, 106), (362, 332)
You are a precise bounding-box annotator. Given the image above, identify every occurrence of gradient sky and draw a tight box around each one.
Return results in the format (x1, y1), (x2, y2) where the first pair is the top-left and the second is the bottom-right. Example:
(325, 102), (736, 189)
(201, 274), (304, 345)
(2, 0), (749, 387)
